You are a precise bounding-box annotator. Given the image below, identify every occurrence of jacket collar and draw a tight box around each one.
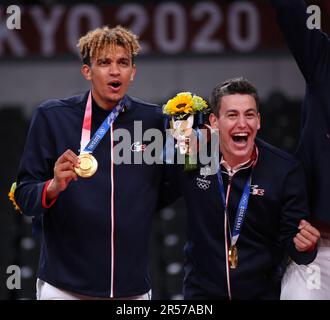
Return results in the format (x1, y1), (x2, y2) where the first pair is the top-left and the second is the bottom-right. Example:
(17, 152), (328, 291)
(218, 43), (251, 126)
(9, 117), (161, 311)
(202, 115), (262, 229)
(220, 144), (258, 175)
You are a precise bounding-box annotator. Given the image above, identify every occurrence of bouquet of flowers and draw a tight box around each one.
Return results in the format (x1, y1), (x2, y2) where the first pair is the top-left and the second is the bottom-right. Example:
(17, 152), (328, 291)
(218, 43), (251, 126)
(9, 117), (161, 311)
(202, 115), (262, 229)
(163, 92), (209, 171)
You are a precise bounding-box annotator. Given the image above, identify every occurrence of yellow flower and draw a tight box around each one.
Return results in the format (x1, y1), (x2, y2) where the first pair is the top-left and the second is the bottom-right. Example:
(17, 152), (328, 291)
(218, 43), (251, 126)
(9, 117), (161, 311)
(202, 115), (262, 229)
(163, 92), (193, 115)
(163, 92), (208, 117)
(8, 182), (22, 213)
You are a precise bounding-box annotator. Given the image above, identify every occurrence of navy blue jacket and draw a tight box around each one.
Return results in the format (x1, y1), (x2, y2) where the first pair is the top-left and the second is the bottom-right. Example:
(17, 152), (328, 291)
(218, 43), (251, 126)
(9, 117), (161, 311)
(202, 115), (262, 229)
(15, 92), (165, 298)
(175, 139), (316, 299)
(270, 0), (330, 227)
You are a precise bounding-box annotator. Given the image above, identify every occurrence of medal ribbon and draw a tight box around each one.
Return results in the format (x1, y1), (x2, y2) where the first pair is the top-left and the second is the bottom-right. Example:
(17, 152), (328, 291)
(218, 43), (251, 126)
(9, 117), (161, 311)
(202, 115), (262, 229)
(216, 169), (252, 247)
(80, 91), (125, 154)
(216, 150), (257, 300)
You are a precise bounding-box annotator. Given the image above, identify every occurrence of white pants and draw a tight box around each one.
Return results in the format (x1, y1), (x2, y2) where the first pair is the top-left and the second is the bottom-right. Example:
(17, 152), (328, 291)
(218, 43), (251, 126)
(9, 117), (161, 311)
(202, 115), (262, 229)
(281, 237), (330, 300)
(36, 279), (151, 300)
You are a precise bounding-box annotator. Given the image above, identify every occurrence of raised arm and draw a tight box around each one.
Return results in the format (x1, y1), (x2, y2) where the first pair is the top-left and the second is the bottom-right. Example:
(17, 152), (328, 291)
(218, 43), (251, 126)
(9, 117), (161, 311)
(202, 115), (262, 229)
(270, 0), (330, 84)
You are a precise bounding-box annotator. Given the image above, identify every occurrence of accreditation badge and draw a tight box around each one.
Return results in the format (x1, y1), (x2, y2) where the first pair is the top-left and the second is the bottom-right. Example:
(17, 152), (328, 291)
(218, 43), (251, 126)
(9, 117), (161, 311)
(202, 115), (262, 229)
(74, 153), (98, 178)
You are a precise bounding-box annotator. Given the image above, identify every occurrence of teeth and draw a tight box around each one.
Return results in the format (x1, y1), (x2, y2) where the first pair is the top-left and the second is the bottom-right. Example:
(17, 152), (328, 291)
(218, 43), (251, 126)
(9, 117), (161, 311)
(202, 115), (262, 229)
(233, 133), (248, 137)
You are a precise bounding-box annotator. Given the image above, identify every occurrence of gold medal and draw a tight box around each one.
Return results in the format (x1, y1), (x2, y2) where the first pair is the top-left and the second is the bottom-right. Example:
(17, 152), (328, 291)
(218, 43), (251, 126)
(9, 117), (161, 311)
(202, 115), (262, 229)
(228, 245), (238, 269)
(74, 154), (98, 178)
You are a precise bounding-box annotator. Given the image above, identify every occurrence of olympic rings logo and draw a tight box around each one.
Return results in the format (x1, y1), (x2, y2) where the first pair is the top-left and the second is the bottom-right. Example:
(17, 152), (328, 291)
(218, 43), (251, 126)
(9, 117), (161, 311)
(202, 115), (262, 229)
(196, 181), (210, 190)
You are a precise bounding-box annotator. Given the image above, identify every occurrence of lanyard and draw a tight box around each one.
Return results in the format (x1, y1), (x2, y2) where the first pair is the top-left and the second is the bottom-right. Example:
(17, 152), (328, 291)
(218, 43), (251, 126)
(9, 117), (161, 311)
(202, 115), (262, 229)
(79, 91), (125, 155)
(216, 167), (252, 247)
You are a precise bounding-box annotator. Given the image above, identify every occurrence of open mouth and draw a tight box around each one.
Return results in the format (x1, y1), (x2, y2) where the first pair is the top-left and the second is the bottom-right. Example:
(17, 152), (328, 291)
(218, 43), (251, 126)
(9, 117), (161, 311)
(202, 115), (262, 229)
(232, 133), (249, 144)
(108, 81), (122, 90)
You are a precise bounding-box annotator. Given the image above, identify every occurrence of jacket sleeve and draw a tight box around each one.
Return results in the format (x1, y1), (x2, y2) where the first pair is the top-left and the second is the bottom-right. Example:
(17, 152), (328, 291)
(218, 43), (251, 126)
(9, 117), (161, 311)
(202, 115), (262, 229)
(269, 0), (330, 84)
(279, 160), (317, 265)
(15, 105), (56, 217)
(156, 114), (182, 210)
(157, 164), (181, 210)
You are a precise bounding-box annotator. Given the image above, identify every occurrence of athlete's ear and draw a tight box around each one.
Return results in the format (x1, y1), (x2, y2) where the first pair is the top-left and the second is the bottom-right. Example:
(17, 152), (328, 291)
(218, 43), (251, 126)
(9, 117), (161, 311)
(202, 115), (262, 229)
(130, 64), (136, 82)
(209, 113), (219, 130)
(81, 64), (92, 81)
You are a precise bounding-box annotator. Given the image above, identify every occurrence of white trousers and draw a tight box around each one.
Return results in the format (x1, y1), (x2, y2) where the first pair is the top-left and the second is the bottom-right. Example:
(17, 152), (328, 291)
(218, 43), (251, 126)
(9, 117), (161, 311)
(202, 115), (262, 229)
(281, 237), (330, 300)
(36, 279), (151, 300)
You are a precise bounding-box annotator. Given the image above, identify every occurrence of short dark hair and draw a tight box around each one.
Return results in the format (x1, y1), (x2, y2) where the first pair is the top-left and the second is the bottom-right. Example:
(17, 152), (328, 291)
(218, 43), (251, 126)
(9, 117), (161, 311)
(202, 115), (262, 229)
(210, 77), (260, 117)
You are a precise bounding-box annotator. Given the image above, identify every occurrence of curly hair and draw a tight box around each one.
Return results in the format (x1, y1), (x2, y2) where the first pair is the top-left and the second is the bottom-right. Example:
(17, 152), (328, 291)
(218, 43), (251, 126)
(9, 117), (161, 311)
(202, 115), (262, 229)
(77, 25), (141, 65)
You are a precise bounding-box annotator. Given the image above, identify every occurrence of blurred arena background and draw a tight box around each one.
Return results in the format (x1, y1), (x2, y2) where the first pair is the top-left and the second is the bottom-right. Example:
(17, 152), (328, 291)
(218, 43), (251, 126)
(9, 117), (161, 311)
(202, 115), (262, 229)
(0, 0), (329, 300)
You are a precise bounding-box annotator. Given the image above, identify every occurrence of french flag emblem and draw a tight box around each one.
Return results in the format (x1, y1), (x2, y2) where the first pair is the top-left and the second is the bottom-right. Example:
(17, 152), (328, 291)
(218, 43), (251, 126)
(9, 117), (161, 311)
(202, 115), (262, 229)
(251, 185), (265, 196)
